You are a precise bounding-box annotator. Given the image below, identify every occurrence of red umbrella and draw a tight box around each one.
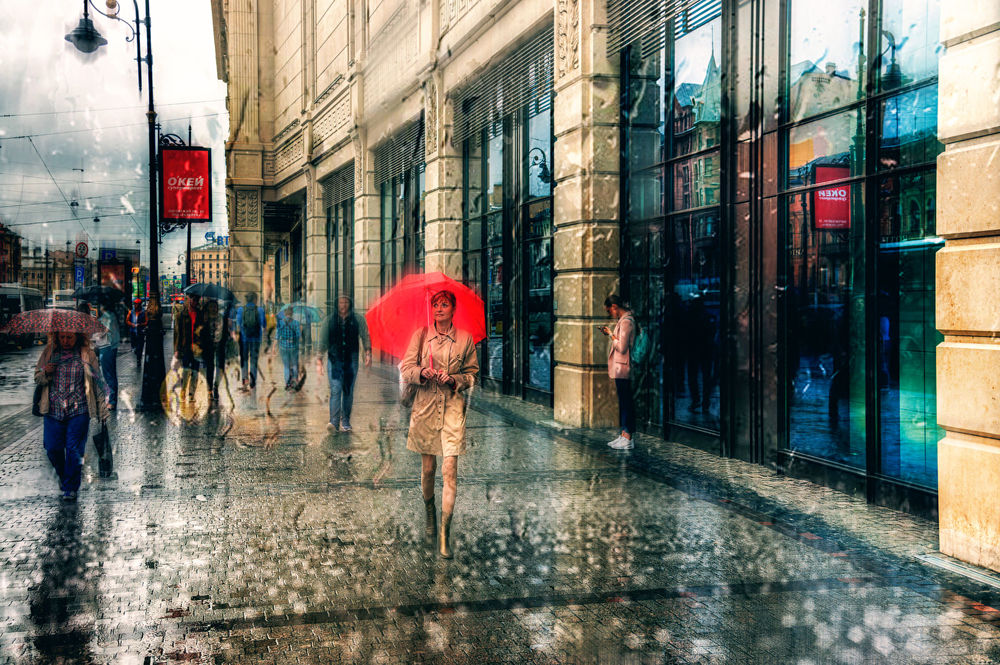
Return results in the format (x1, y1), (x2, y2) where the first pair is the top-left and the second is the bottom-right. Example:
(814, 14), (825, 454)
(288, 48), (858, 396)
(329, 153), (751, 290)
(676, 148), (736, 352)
(0, 309), (107, 336)
(365, 272), (486, 359)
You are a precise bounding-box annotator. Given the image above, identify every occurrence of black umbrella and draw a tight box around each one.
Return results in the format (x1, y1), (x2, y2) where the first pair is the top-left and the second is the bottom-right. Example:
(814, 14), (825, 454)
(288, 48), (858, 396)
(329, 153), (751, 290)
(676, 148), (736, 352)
(72, 285), (126, 305)
(183, 282), (235, 302)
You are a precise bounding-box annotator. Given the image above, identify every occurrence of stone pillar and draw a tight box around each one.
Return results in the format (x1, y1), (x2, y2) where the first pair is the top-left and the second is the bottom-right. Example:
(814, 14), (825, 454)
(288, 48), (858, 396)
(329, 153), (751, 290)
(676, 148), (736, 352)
(222, 0), (264, 304)
(423, 73), (463, 278)
(551, 0), (620, 428)
(304, 166), (328, 311)
(353, 134), (381, 312)
(229, 189), (263, 300)
(936, 4), (1000, 573)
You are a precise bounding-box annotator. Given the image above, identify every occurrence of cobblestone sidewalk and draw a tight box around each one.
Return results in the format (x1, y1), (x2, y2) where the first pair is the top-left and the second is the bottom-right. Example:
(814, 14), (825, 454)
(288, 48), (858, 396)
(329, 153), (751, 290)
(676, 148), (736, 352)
(2, 347), (1000, 664)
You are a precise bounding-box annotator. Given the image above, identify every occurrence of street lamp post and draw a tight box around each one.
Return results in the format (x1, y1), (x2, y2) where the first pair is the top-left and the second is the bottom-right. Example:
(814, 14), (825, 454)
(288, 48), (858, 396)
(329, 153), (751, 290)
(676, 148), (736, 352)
(67, 0), (164, 411)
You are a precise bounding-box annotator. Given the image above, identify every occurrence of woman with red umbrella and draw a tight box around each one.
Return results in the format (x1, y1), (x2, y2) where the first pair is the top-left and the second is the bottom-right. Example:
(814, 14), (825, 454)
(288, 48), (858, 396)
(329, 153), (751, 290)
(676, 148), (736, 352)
(398, 289), (479, 559)
(34, 329), (110, 502)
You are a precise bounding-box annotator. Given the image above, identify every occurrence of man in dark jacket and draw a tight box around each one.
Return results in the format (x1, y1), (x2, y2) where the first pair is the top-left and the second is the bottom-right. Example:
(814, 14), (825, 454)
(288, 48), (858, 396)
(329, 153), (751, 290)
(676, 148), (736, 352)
(173, 294), (206, 401)
(319, 295), (371, 432)
(235, 292), (266, 391)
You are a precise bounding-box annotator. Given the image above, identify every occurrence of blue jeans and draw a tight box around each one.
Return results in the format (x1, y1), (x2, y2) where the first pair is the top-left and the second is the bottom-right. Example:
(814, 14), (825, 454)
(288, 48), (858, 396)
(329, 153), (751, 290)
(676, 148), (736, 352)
(241, 338), (261, 387)
(280, 346), (299, 385)
(43, 414), (90, 493)
(615, 378), (635, 436)
(98, 346), (118, 406)
(327, 358), (358, 426)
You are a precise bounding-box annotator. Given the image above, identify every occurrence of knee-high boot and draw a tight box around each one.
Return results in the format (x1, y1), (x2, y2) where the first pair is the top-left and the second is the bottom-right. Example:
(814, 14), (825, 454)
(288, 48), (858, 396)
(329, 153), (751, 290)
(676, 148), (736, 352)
(439, 512), (453, 559)
(424, 496), (437, 537)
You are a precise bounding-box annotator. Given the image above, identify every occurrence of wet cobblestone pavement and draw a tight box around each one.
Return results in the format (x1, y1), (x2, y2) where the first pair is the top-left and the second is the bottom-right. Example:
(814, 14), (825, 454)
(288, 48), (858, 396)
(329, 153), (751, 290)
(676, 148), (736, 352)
(3, 344), (1000, 664)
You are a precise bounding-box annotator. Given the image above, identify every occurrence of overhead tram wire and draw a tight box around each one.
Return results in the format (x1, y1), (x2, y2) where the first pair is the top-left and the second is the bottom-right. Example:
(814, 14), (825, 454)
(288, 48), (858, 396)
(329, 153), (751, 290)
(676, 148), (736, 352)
(0, 98), (226, 118)
(0, 111), (228, 141)
(26, 137), (86, 235)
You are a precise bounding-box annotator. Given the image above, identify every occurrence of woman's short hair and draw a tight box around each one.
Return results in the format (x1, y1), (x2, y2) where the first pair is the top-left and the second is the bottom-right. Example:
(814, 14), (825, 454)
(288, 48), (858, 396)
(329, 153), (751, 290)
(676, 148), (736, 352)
(604, 294), (627, 309)
(431, 290), (457, 308)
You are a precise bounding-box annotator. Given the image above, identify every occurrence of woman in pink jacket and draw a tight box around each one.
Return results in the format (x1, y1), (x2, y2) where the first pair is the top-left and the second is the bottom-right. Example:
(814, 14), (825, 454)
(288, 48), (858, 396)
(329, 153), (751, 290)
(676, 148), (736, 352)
(600, 295), (636, 450)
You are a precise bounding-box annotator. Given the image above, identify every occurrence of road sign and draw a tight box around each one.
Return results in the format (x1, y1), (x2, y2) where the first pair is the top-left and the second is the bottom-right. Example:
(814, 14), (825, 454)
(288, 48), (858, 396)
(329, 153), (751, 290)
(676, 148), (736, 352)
(75, 265), (85, 283)
(75, 242), (88, 258)
(99, 248), (116, 261)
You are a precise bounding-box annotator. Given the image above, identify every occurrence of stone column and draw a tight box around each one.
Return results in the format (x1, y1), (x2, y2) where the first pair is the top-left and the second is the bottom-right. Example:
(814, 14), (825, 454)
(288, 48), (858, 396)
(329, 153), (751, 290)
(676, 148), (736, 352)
(935, 5), (1000, 573)
(229, 189), (263, 300)
(222, 0), (264, 304)
(551, 0), (620, 428)
(353, 134), (381, 312)
(423, 73), (463, 278)
(304, 166), (328, 310)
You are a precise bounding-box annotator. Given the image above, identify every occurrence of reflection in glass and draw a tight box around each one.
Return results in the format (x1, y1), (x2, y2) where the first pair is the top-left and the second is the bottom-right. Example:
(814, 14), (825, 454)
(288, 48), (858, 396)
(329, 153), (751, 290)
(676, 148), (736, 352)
(487, 129), (503, 212)
(879, 87), (942, 171)
(669, 211), (721, 430)
(630, 167), (664, 222)
(785, 184), (866, 467)
(879, 0), (941, 91)
(524, 201), (552, 391)
(526, 106), (552, 199)
(672, 18), (721, 158)
(672, 154), (719, 210)
(787, 110), (865, 187)
(877, 173), (942, 488)
(627, 48), (664, 172)
(787, 0), (867, 121)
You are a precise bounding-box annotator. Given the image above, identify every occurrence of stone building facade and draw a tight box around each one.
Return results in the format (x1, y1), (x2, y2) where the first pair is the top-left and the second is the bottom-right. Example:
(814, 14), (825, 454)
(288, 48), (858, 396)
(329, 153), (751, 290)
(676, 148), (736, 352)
(211, 0), (1000, 572)
(190, 242), (230, 287)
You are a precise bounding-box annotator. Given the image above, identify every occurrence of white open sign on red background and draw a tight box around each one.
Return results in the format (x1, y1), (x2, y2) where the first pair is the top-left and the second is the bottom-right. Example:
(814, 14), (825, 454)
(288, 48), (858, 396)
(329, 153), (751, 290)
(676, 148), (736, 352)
(160, 146), (211, 222)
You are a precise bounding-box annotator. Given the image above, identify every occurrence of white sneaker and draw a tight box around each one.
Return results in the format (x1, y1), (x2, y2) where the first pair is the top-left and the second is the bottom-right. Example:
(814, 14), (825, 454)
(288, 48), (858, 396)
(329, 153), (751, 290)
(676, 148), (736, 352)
(327, 422), (338, 432)
(609, 436), (635, 450)
(607, 436), (624, 448)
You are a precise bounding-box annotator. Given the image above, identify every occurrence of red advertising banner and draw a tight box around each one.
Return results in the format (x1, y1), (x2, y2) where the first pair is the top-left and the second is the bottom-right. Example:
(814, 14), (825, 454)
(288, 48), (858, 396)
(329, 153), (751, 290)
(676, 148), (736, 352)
(160, 147), (211, 222)
(813, 166), (851, 230)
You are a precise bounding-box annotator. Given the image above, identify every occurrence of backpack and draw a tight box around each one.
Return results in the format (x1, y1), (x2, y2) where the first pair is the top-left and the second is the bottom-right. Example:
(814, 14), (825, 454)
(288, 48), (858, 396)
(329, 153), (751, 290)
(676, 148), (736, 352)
(627, 315), (651, 366)
(242, 304), (260, 333)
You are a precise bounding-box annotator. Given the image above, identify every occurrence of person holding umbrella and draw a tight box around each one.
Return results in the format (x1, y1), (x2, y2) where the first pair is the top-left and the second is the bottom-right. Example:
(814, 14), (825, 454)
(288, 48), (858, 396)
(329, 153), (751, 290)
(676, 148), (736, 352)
(31, 320), (110, 501)
(398, 289), (479, 559)
(94, 302), (122, 410)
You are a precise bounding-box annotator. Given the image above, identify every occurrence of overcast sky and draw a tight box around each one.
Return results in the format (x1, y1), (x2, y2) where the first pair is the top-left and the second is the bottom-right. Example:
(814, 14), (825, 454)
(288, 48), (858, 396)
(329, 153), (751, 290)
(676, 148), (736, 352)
(0, 0), (229, 281)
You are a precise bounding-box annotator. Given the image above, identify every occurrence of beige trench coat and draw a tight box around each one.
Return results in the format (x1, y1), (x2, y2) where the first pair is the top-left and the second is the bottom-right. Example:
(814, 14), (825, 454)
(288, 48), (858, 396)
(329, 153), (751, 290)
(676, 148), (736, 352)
(34, 344), (109, 422)
(399, 326), (479, 457)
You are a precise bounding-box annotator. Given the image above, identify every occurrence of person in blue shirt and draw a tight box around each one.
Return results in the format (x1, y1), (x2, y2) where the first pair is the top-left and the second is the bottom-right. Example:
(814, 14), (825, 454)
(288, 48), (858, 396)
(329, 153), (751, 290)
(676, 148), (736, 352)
(235, 292), (266, 391)
(276, 306), (301, 390)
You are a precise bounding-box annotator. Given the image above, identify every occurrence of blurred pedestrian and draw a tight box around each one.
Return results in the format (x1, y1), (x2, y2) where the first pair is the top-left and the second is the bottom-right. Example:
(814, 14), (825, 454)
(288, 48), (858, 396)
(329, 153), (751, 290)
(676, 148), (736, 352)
(34, 331), (109, 501)
(276, 306), (300, 390)
(236, 293), (265, 391)
(202, 300), (224, 402)
(600, 294), (636, 450)
(127, 298), (147, 367)
(94, 302), (121, 410)
(319, 295), (371, 432)
(173, 293), (205, 402)
(399, 289), (479, 559)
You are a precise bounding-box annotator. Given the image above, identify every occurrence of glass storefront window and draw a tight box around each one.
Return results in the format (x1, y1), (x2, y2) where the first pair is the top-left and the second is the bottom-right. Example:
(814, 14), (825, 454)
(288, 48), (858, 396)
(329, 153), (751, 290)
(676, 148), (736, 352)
(878, 87), (942, 171)
(671, 18), (721, 158)
(877, 173), (942, 487)
(787, 110), (865, 188)
(879, 0), (941, 91)
(785, 184), (867, 467)
(787, 0), (867, 122)
(627, 48), (665, 171)
(524, 201), (552, 391)
(526, 106), (552, 199)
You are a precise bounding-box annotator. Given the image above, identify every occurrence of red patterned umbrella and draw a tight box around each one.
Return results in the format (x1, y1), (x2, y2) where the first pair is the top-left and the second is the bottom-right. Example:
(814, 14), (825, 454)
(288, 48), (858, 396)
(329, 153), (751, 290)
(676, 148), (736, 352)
(0, 309), (107, 336)
(365, 272), (485, 359)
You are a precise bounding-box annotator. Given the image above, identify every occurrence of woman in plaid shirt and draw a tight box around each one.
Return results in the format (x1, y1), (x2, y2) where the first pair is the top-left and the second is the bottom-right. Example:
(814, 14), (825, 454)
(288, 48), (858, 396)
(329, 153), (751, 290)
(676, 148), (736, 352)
(34, 331), (109, 502)
(276, 306), (301, 390)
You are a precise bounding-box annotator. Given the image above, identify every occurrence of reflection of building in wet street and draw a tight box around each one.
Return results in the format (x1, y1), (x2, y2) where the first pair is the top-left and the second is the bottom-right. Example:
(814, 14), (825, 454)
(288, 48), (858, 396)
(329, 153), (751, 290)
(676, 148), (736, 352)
(207, 0), (1000, 578)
